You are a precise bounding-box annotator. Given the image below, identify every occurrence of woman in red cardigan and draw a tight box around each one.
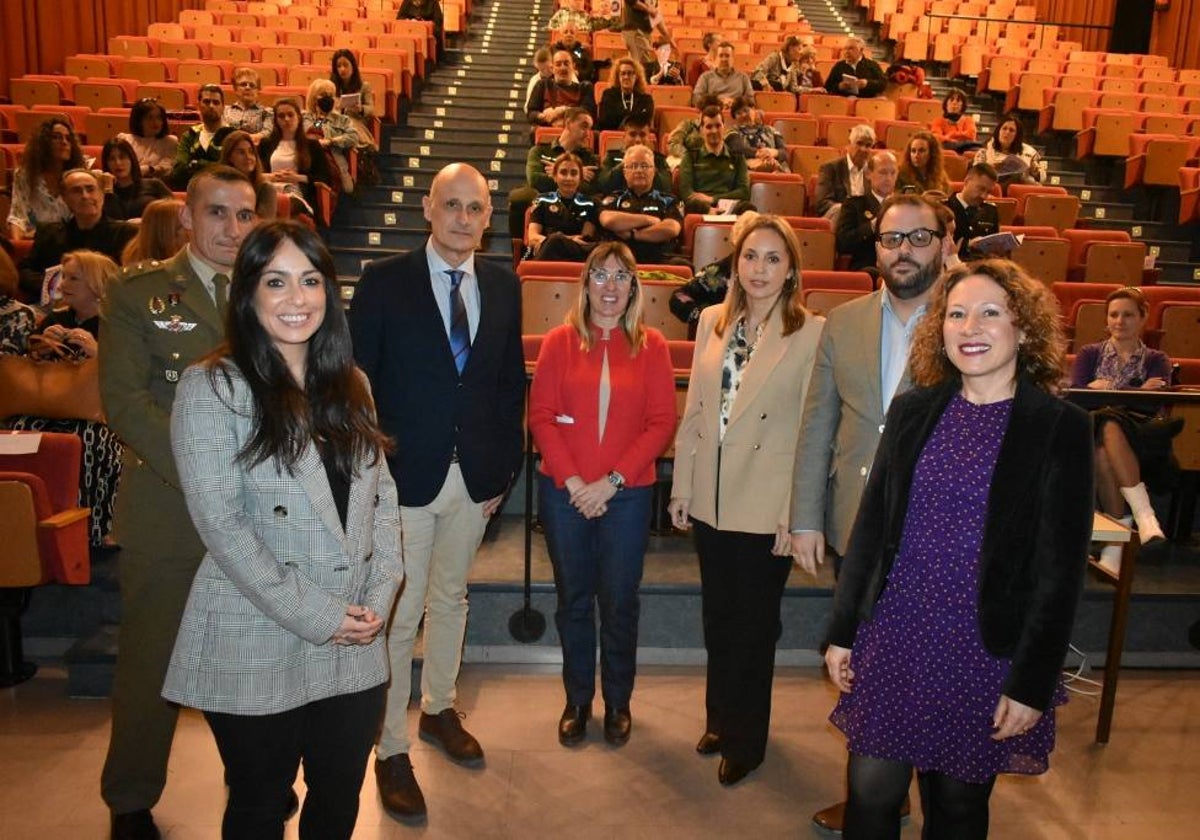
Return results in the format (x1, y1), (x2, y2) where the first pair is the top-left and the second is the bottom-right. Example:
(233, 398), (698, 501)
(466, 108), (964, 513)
(529, 241), (677, 748)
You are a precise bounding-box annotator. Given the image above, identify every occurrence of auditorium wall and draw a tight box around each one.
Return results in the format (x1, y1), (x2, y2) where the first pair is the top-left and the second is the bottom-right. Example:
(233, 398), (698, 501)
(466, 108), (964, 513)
(1035, 0), (1198, 67)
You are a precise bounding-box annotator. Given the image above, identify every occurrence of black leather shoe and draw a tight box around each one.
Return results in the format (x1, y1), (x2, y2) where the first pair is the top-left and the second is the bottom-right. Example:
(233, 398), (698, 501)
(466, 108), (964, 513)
(558, 703), (591, 746)
(718, 757), (759, 786)
(111, 809), (160, 840)
(696, 731), (721, 754)
(603, 706), (632, 745)
(375, 754), (427, 819)
(419, 708), (484, 765)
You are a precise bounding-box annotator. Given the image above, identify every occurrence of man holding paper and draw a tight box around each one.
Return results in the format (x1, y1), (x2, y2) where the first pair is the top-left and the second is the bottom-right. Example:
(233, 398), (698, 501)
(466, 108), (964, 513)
(824, 36), (887, 98)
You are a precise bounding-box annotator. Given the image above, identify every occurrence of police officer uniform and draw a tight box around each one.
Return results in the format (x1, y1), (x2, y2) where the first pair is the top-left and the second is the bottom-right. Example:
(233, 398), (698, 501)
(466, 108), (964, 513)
(99, 246), (229, 819)
(528, 190), (600, 261)
(600, 187), (684, 263)
(596, 148), (672, 195)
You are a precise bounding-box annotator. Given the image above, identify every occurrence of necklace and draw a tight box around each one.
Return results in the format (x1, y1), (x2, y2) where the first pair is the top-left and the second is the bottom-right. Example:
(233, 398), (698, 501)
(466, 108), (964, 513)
(621, 91), (635, 112)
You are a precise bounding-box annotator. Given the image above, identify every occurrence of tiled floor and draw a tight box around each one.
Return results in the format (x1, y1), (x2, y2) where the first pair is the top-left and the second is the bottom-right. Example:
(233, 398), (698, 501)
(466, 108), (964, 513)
(1, 664), (1198, 838)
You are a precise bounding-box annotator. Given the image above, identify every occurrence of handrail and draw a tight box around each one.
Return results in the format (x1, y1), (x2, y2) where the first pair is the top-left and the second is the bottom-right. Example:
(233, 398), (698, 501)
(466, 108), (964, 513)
(919, 12), (1113, 52)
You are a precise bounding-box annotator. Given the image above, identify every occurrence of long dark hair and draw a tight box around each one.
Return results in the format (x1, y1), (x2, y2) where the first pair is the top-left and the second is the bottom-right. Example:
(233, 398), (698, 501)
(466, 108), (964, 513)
(129, 98), (170, 139)
(102, 138), (143, 186)
(21, 117), (85, 185)
(266, 98), (312, 174)
(990, 113), (1025, 153)
(207, 221), (390, 479)
(330, 48), (364, 95)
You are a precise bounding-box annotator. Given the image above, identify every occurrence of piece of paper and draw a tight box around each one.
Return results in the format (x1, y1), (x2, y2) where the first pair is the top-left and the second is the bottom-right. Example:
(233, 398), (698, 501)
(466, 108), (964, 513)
(969, 231), (1023, 254)
(0, 432), (42, 455)
(339, 93), (361, 110)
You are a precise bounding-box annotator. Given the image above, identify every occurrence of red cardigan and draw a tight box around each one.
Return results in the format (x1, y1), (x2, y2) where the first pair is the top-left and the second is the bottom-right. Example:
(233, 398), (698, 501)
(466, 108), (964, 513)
(530, 323), (677, 489)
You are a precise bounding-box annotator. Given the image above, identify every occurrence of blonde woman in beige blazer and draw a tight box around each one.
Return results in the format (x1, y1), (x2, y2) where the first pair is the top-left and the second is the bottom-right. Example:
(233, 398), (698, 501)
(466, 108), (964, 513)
(669, 213), (824, 787)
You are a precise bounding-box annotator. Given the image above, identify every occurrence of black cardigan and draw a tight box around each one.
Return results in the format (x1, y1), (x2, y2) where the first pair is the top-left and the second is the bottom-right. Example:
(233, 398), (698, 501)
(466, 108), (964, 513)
(826, 377), (1095, 711)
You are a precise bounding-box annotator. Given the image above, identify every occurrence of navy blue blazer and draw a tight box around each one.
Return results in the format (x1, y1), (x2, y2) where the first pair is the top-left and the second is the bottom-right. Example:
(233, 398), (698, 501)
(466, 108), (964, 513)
(348, 245), (526, 507)
(826, 377), (1095, 711)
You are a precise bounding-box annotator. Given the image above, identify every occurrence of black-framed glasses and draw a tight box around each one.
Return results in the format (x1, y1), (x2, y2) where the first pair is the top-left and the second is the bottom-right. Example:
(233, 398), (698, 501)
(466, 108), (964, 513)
(876, 228), (941, 249)
(588, 268), (634, 286)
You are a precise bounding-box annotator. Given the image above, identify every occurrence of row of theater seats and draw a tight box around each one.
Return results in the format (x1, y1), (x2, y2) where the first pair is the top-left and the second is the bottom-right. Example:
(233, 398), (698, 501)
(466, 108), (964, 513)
(195, 0), (465, 33)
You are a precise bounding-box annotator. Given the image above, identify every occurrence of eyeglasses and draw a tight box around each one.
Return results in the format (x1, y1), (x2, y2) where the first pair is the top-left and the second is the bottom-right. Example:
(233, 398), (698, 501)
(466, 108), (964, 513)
(876, 228), (941, 249)
(588, 268), (634, 286)
(623, 162), (653, 171)
(137, 97), (159, 104)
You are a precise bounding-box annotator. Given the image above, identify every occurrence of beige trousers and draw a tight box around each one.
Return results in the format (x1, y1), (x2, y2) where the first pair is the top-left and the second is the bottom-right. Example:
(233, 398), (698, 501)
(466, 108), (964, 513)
(377, 463), (488, 758)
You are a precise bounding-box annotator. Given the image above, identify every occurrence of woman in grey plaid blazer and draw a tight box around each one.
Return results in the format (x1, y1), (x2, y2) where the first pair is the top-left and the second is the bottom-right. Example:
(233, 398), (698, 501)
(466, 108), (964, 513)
(164, 221), (402, 839)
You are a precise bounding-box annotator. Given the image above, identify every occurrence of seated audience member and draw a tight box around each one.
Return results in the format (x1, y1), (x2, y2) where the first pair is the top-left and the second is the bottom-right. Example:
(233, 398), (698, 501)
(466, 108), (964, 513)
(526, 153), (601, 261)
(525, 48), (555, 111)
(679, 107), (750, 214)
(784, 47), (824, 94)
(18, 170), (137, 301)
(824, 35), (886, 98)
(945, 162), (1001, 258)
(120, 198), (187, 264)
(553, 25), (598, 84)
(667, 94), (721, 161)
(934, 203), (964, 271)
(669, 209), (759, 330)
(975, 113), (1046, 185)
(118, 98), (178, 181)
(930, 88), (980, 153)
(836, 150), (898, 272)
(219, 130), (279, 220)
(171, 85), (235, 189)
(687, 33), (721, 87)
(897, 131), (951, 196)
(726, 98), (790, 173)
(223, 67), (273, 144)
(331, 49), (378, 150)
(0, 249), (37, 355)
(509, 108), (600, 239)
(645, 42), (685, 85)
(752, 36), (803, 92)
(1069, 286), (1174, 571)
(259, 98), (333, 222)
(528, 49), (597, 127)
(693, 42), (755, 109)
(815, 123), (876, 222)
(597, 116), (671, 194)
(7, 117), (88, 241)
(305, 79), (359, 194)
(597, 57), (655, 131)
(5, 249), (123, 547)
(598, 145), (685, 264)
(549, 0), (592, 33)
(397, 0), (444, 43)
(100, 139), (172, 221)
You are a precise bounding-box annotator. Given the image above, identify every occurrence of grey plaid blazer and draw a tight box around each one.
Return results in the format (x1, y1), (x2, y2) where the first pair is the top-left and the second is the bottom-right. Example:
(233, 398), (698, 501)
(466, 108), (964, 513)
(162, 362), (402, 715)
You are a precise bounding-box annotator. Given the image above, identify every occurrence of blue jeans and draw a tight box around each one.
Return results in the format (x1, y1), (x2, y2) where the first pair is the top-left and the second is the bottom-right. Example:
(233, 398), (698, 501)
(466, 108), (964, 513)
(538, 474), (652, 709)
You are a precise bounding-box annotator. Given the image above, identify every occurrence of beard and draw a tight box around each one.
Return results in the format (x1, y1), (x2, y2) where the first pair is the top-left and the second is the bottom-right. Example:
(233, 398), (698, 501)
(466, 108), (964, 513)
(880, 251), (942, 301)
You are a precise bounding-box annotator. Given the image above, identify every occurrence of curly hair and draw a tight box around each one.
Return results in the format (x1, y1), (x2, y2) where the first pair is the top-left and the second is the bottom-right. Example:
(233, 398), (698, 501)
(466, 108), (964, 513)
(613, 56), (647, 93)
(20, 117), (85, 186)
(910, 259), (1065, 393)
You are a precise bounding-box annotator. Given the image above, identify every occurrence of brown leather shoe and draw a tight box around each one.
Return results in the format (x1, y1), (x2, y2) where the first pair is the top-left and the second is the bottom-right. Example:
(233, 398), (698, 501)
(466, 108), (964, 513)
(110, 809), (160, 840)
(419, 708), (484, 764)
(558, 703), (590, 746)
(375, 754), (427, 819)
(695, 731), (721, 755)
(812, 796), (912, 834)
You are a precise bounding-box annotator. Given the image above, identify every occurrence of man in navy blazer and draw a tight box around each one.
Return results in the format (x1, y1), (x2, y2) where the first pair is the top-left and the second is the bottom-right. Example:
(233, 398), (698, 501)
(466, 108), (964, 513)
(349, 163), (525, 821)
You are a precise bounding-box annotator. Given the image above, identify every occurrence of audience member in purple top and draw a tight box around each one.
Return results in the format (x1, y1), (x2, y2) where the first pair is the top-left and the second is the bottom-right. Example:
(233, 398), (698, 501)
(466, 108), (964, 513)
(1070, 286), (1175, 559)
(825, 260), (1094, 839)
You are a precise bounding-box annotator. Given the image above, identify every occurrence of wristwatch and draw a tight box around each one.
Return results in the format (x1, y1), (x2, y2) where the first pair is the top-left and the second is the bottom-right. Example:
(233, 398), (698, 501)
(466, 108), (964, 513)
(607, 470), (626, 491)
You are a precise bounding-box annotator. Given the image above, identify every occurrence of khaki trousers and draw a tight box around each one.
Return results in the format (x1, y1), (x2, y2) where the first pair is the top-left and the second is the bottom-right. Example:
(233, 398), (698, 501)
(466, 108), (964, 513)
(377, 464), (488, 758)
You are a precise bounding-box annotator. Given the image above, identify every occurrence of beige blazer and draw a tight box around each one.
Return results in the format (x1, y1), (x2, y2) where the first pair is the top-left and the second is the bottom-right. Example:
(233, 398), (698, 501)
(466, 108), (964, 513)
(789, 289), (912, 555)
(671, 303), (824, 534)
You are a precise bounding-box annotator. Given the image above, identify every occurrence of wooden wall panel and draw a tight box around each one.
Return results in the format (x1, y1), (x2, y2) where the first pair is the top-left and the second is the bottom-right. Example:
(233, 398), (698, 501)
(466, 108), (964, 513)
(1035, 0), (1199, 68)
(1035, 0), (1117, 53)
(0, 1), (201, 99)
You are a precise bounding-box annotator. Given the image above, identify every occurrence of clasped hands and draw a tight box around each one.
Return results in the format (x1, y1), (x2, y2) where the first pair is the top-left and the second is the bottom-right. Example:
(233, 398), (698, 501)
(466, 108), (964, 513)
(564, 475), (616, 519)
(330, 604), (383, 646)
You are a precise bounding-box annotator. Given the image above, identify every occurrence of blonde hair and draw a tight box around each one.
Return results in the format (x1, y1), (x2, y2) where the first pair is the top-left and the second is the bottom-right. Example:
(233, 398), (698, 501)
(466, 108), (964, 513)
(715, 213), (808, 338)
(121, 199), (186, 264)
(566, 241), (647, 354)
(233, 67), (261, 88)
(306, 78), (337, 112)
(61, 250), (120, 302)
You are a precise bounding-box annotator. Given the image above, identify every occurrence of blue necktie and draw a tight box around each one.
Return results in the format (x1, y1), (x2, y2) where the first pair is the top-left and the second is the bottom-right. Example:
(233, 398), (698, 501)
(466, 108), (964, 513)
(447, 269), (470, 375)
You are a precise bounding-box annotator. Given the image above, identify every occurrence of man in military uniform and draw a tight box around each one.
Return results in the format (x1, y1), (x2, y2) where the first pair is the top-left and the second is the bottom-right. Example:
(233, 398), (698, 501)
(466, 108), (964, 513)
(507, 107), (599, 240)
(597, 144), (684, 264)
(100, 165), (258, 840)
(595, 115), (670, 195)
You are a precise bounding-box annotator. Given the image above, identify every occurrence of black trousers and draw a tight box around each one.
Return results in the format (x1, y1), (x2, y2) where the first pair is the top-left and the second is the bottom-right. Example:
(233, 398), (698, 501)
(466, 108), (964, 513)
(204, 684), (386, 840)
(693, 520), (792, 767)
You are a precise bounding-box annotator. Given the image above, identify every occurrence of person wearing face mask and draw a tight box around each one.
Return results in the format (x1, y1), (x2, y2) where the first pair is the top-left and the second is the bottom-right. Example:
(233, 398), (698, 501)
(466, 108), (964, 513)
(171, 84), (235, 190)
(100, 139), (172, 222)
(526, 153), (601, 262)
(18, 170), (136, 301)
(305, 79), (359, 195)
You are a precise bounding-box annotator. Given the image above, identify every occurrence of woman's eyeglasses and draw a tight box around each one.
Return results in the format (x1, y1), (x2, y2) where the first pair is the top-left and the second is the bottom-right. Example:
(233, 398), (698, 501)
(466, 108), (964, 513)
(588, 268), (634, 286)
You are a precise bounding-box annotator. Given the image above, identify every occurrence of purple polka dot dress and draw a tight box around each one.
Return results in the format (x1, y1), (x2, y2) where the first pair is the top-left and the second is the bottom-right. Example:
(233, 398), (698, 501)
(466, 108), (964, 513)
(831, 394), (1064, 784)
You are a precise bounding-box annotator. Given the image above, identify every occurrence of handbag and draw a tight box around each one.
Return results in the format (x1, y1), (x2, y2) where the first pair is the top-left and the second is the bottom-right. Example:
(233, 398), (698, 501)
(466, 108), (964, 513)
(0, 335), (105, 422)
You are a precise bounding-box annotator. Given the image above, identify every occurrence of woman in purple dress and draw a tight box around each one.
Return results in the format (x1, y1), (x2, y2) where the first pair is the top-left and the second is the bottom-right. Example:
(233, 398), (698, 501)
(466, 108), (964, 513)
(824, 260), (1094, 839)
